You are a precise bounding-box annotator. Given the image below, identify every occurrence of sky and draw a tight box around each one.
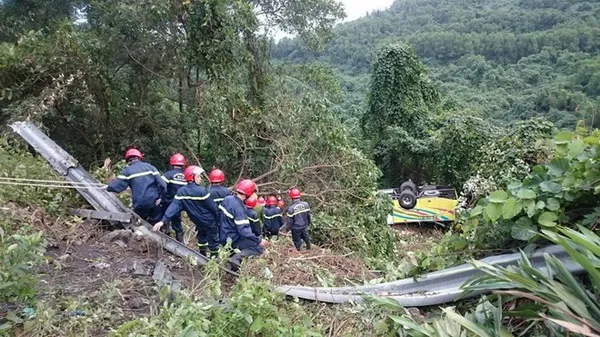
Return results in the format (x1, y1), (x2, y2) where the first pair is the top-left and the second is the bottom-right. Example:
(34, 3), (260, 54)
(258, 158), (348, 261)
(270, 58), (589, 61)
(273, 0), (395, 40)
(341, 0), (395, 21)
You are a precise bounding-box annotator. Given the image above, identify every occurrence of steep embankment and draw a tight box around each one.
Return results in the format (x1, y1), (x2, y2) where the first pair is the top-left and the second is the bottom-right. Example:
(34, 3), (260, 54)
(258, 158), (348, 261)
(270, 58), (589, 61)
(272, 0), (600, 127)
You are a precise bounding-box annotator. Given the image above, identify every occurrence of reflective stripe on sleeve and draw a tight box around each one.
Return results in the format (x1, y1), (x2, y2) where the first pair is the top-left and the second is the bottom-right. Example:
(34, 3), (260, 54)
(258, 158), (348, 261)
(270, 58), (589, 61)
(235, 219), (250, 225)
(117, 171), (156, 180)
(248, 217), (260, 223)
(219, 205), (234, 219)
(288, 208), (311, 217)
(264, 214), (282, 219)
(175, 194), (210, 201)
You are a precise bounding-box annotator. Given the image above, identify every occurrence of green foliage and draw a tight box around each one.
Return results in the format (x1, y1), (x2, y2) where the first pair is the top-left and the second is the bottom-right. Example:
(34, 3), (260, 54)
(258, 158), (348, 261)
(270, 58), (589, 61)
(473, 118), (556, 188)
(368, 296), (515, 337)
(460, 126), (600, 246)
(113, 278), (322, 336)
(362, 43), (439, 186)
(431, 113), (502, 187)
(463, 226), (600, 336)
(0, 222), (46, 304)
(272, 0), (600, 129)
(0, 138), (78, 215)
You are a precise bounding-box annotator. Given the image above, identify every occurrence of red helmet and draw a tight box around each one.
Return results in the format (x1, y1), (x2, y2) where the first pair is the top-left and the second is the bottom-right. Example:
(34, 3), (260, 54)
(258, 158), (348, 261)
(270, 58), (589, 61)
(245, 196), (257, 208)
(266, 196), (277, 206)
(170, 153), (186, 166)
(288, 188), (301, 199)
(235, 179), (256, 196)
(257, 196), (266, 207)
(124, 148), (143, 160)
(208, 169), (225, 183)
(184, 165), (204, 182)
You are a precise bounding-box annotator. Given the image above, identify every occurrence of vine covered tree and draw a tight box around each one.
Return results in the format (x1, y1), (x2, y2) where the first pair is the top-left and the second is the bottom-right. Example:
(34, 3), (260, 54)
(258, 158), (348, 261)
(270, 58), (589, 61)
(362, 43), (440, 186)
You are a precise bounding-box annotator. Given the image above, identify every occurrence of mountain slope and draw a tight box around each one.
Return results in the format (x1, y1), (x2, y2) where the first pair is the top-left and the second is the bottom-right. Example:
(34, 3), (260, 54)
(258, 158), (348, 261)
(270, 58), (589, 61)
(272, 0), (600, 127)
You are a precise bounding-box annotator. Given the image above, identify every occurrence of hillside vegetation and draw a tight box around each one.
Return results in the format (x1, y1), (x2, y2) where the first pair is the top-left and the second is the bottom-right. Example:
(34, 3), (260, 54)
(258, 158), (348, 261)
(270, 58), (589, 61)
(272, 0), (600, 128)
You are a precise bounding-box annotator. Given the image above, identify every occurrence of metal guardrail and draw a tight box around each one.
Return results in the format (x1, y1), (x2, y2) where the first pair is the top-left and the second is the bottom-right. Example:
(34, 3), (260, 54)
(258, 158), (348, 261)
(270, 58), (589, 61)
(10, 121), (585, 306)
(276, 245), (584, 306)
(10, 121), (239, 276)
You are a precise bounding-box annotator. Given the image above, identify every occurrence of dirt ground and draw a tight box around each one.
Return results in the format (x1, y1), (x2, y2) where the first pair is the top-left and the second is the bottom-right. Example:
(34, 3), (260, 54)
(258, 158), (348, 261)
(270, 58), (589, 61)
(2, 203), (443, 336)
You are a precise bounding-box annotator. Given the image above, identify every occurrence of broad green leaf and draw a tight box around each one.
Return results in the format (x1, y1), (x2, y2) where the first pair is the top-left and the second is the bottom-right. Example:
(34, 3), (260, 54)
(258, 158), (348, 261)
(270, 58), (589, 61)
(546, 198), (560, 211)
(489, 190), (509, 203)
(449, 236), (468, 250)
(523, 199), (537, 217)
(249, 316), (264, 332)
(502, 198), (522, 219)
(554, 131), (573, 145)
(536, 201), (546, 209)
(518, 189), (537, 200)
(485, 203), (502, 223)
(547, 158), (570, 176)
(539, 181), (561, 194)
(511, 217), (537, 241)
(538, 212), (558, 227)
(507, 181), (523, 191)
(470, 205), (484, 218)
(442, 308), (492, 337)
(568, 139), (586, 157)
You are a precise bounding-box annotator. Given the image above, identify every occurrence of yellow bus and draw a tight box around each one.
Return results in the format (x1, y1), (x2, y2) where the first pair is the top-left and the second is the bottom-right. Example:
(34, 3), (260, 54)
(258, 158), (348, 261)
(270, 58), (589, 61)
(380, 182), (458, 225)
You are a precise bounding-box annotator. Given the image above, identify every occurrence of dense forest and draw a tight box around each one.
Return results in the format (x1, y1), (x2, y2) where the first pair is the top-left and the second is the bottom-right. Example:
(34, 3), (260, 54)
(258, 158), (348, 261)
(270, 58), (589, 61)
(272, 0), (600, 128)
(2, 0), (600, 336)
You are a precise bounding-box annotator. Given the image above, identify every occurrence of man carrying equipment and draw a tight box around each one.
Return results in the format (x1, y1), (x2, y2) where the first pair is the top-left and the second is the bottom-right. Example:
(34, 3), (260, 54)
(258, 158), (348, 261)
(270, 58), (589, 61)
(153, 165), (220, 256)
(219, 179), (267, 270)
(107, 148), (166, 225)
(285, 188), (312, 250)
(263, 195), (283, 239)
(160, 153), (187, 242)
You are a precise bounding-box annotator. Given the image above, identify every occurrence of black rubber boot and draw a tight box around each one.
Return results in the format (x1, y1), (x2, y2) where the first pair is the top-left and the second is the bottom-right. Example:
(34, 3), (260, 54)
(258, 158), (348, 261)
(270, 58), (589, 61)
(175, 232), (184, 243)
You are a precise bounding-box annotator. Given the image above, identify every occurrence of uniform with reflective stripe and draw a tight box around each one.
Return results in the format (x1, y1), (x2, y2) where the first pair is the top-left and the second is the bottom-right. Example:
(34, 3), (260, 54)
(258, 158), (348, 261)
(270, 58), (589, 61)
(107, 160), (166, 209)
(161, 168), (187, 204)
(286, 200), (311, 230)
(246, 208), (261, 237)
(161, 183), (218, 226)
(263, 206), (283, 233)
(219, 195), (261, 250)
(160, 167), (187, 234)
(209, 185), (231, 206)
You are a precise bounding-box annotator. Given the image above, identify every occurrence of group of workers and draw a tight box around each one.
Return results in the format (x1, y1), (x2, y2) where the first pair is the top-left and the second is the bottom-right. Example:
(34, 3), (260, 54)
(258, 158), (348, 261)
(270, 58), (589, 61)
(105, 148), (312, 268)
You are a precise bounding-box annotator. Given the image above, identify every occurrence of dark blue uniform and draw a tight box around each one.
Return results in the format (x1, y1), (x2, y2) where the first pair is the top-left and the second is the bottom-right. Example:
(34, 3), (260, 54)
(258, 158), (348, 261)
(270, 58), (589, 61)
(160, 168), (187, 235)
(263, 206), (283, 238)
(246, 208), (261, 238)
(161, 183), (219, 254)
(107, 160), (166, 224)
(219, 195), (263, 268)
(209, 185), (231, 206)
(286, 200), (312, 250)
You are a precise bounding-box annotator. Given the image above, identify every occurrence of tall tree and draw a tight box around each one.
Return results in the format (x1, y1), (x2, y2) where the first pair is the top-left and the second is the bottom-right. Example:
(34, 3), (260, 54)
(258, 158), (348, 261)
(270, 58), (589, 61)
(362, 43), (439, 186)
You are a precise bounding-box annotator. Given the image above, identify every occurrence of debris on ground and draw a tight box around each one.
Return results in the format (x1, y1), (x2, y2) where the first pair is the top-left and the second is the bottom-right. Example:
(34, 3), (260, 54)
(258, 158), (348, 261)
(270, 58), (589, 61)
(241, 238), (374, 287)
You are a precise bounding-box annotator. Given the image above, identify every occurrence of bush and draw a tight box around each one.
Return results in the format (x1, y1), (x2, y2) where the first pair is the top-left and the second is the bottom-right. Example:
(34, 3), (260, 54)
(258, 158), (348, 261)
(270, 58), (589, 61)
(113, 277), (323, 337)
(0, 137), (78, 215)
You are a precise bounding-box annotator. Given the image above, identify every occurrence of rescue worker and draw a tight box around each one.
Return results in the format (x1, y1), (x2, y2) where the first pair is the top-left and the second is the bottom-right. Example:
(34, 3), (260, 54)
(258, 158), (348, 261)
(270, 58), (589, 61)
(107, 148), (166, 225)
(159, 153), (187, 242)
(152, 165), (220, 256)
(219, 179), (267, 270)
(285, 188), (311, 250)
(245, 196), (261, 237)
(263, 195), (283, 239)
(208, 169), (230, 206)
